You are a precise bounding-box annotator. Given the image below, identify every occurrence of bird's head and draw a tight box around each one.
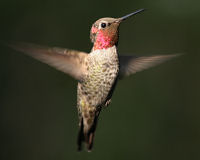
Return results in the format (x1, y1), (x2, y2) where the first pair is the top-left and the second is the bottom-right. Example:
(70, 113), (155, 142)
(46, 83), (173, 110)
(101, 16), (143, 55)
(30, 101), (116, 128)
(90, 9), (145, 51)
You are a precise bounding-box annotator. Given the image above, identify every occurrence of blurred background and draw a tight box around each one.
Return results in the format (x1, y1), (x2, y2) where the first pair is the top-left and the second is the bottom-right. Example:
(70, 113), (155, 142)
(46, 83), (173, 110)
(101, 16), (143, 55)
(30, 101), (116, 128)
(0, 0), (200, 159)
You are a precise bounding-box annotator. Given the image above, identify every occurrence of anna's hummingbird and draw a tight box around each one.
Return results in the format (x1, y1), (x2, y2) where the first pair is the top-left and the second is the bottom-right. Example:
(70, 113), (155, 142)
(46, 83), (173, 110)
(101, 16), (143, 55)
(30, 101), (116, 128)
(7, 9), (180, 151)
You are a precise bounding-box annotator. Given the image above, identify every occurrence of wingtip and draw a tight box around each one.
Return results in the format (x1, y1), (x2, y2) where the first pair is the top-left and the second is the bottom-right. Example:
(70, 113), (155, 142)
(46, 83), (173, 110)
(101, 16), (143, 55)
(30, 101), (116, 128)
(0, 40), (12, 48)
(172, 53), (185, 57)
(158, 53), (184, 61)
(165, 53), (185, 61)
(2, 41), (24, 50)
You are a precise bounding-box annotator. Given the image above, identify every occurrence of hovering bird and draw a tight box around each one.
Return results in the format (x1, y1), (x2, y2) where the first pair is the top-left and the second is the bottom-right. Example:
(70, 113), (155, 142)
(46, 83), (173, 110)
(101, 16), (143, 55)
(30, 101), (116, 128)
(7, 9), (180, 151)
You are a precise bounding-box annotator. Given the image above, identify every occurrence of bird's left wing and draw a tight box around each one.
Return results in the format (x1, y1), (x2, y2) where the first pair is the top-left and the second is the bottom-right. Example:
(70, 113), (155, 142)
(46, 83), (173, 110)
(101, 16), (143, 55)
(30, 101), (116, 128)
(119, 54), (180, 78)
(7, 42), (89, 81)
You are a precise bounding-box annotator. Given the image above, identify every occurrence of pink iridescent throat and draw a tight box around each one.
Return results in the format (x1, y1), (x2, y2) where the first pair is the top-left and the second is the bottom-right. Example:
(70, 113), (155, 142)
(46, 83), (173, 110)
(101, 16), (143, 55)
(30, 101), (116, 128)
(93, 29), (116, 50)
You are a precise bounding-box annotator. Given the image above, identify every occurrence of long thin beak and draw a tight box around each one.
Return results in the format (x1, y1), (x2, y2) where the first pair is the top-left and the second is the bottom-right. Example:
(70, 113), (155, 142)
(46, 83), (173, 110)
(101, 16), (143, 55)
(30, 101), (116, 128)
(117, 9), (145, 22)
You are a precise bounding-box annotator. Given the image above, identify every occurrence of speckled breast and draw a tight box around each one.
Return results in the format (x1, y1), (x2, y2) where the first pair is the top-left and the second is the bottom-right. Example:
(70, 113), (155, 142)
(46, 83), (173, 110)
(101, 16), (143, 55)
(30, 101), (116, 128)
(77, 46), (119, 107)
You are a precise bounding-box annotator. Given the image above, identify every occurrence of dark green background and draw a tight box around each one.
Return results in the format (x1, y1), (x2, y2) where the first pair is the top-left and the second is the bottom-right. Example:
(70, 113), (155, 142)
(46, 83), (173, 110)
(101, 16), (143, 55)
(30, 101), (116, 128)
(0, 0), (200, 159)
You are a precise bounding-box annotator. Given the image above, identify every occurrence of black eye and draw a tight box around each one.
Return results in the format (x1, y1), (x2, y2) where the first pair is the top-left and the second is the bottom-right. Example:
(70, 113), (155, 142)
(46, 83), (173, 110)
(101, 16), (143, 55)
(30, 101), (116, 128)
(101, 23), (107, 28)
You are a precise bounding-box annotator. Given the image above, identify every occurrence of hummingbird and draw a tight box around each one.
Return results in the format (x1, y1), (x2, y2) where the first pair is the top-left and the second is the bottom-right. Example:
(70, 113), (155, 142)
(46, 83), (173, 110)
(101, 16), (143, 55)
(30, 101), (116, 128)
(7, 9), (180, 151)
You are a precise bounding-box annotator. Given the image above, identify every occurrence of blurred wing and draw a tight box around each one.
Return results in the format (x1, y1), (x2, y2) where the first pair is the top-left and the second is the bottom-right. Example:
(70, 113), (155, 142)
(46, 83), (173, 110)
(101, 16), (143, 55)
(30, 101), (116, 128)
(119, 54), (180, 78)
(7, 42), (88, 81)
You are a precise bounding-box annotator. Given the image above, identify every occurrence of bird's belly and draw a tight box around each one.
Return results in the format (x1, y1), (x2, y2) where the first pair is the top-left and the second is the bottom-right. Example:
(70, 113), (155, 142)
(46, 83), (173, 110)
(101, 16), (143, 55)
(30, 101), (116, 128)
(78, 63), (119, 107)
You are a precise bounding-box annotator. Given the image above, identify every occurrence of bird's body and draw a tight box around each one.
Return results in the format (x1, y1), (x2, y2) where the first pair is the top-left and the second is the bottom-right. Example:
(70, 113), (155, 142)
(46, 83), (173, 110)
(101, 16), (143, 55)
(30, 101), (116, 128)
(7, 9), (180, 151)
(77, 46), (119, 150)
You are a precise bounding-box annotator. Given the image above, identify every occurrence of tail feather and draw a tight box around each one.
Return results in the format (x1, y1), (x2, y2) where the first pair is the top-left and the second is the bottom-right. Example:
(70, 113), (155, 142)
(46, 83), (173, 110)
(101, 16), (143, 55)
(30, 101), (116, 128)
(86, 115), (98, 151)
(77, 111), (100, 152)
(77, 118), (84, 151)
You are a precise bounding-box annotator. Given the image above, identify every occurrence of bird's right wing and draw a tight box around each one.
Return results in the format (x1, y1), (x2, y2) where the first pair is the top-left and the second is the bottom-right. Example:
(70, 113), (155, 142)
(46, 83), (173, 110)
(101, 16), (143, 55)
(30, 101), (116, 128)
(7, 42), (89, 81)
